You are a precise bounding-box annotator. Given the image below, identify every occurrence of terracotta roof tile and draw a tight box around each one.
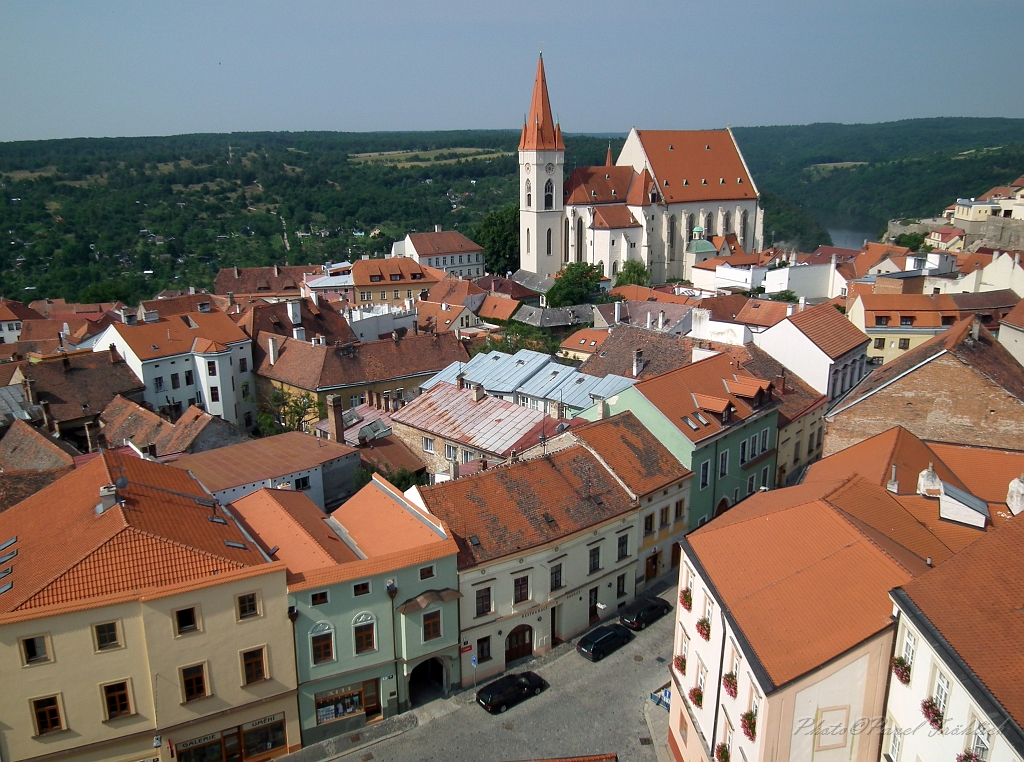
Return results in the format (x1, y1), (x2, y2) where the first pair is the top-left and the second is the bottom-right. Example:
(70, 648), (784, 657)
(519, 55), (564, 151)
(19, 316), (115, 345)
(106, 311), (249, 361)
(214, 265), (320, 296)
(591, 205), (641, 230)
(99, 395), (247, 456)
(0, 467), (72, 512)
(409, 231), (483, 257)
(351, 257), (441, 289)
(634, 129), (755, 203)
(572, 412), (691, 496)
(733, 299), (791, 328)
(788, 302), (869, 359)
(559, 328), (610, 354)
(477, 295), (521, 322)
(331, 475), (449, 556)
(0, 419), (78, 471)
(0, 299), (44, 322)
(138, 294), (229, 317)
(898, 513), (1024, 730)
(234, 298), (357, 345)
(172, 431), (356, 493)
(418, 444), (634, 568)
(0, 452), (266, 613)
(688, 479), (923, 685)
(426, 277), (485, 306)
(475, 276), (538, 301)
(254, 331), (470, 392)
(564, 167), (639, 206)
(415, 300), (471, 333)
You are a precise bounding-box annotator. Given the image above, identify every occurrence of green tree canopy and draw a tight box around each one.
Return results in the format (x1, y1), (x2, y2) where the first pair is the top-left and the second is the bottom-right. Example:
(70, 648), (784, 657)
(614, 259), (650, 288)
(257, 387), (324, 436)
(545, 262), (604, 307)
(474, 203), (519, 276)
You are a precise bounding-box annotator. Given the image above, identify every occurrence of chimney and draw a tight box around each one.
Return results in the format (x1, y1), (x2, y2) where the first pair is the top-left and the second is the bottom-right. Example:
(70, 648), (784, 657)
(84, 422), (95, 453)
(831, 253), (837, 266)
(456, 373), (466, 390)
(658, 310), (665, 331)
(23, 377), (36, 404)
(96, 484), (118, 515)
(887, 464), (899, 494)
(614, 301), (621, 324)
(1007, 473), (1024, 516)
(268, 336), (279, 365)
(392, 329), (399, 343)
(286, 300), (301, 326)
(292, 326), (306, 341)
(61, 353), (70, 371)
(472, 384), (485, 402)
(189, 286), (196, 295)
(435, 224), (442, 233)
(274, 264), (280, 277)
(480, 458), (488, 471)
(109, 345), (121, 363)
(413, 320), (419, 336)
(40, 400), (52, 431)
(234, 266), (239, 278)
(646, 312), (653, 329)
(633, 349), (644, 377)
(591, 393), (607, 420)
(326, 394), (344, 442)
(798, 296), (806, 312)
(449, 458), (460, 481)
(971, 316), (981, 341)
(550, 401), (561, 420)
(786, 302), (795, 316)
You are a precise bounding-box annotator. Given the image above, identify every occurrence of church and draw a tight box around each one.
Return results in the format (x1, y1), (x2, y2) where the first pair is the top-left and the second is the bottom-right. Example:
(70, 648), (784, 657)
(518, 55), (764, 284)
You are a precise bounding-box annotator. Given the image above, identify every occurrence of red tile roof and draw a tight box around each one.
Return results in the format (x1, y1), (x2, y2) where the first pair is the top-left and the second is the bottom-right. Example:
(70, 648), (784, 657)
(99, 395), (247, 456)
(572, 412), (691, 496)
(687, 478), (924, 686)
(172, 431), (356, 493)
(519, 55), (564, 151)
(591, 205), (641, 230)
(559, 327), (610, 354)
(564, 166), (642, 206)
(0, 298), (44, 323)
(733, 299), (791, 328)
(19, 316), (115, 345)
(351, 257), (442, 289)
(477, 295), (521, 322)
(214, 265), (320, 296)
(0, 452), (268, 614)
(233, 298), (357, 345)
(787, 302), (869, 359)
(608, 285), (696, 306)
(475, 276), (538, 301)
(255, 331), (470, 392)
(0, 419), (79, 471)
(106, 311), (250, 361)
(408, 231), (483, 257)
(0, 468), (73, 513)
(634, 129), (755, 203)
(898, 513), (1024, 730)
(426, 277), (485, 306)
(415, 300), (471, 333)
(1001, 297), (1024, 329)
(418, 444), (635, 568)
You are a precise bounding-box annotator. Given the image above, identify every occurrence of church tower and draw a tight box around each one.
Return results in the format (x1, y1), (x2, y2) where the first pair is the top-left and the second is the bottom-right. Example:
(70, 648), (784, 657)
(519, 54), (564, 278)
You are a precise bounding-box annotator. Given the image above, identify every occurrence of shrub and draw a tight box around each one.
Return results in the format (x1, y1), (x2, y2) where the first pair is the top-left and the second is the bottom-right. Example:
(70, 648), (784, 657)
(673, 655), (686, 675)
(891, 656), (911, 685)
(921, 697), (944, 731)
(688, 686), (703, 708)
(680, 588), (692, 611)
(741, 710), (757, 741)
(722, 672), (738, 698)
(715, 743), (731, 762)
(696, 617), (711, 641)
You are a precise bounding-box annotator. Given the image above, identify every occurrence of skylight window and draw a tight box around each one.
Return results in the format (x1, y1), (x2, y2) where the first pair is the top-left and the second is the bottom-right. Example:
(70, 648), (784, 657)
(682, 416), (699, 431)
(224, 540), (248, 550)
(694, 412), (710, 426)
(208, 516), (228, 525)
(0, 549), (16, 565)
(0, 536), (16, 552)
(469, 535), (481, 546)
(0, 581), (11, 596)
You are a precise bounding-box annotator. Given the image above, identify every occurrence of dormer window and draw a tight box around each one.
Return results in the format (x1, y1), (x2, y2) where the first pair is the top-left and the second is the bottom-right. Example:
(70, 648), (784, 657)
(370, 275), (382, 282)
(390, 274), (401, 281)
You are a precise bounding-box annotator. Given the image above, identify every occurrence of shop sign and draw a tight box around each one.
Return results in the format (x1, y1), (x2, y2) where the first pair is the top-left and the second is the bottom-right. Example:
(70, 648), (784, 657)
(176, 732), (221, 750)
(242, 713), (284, 732)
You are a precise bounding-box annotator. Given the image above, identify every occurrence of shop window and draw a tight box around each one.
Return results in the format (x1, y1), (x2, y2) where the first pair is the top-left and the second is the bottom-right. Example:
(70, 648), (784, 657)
(315, 686), (364, 724)
(242, 718), (287, 758)
(478, 636), (492, 662)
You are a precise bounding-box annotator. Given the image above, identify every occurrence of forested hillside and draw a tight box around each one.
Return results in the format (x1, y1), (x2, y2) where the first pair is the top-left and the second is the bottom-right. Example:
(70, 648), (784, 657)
(2, 118), (1023, 303)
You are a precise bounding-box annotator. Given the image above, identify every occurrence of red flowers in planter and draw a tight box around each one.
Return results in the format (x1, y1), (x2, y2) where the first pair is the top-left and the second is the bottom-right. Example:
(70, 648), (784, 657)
(673, 654), (687, 675)
(714, 743), (731, 762)
(696, 616), (711, 640)
(957, 752), (983, 762)
(921, 697), (944, 731)
(891, 656), (911, 685)
(688, 686), (704, 708)
(722, 672), (738, 698)
(680, 587), (693, 611)
(741, 710), (757, 741)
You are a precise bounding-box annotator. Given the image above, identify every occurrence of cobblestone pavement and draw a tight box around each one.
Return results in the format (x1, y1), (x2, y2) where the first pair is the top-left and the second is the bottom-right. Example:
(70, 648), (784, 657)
(335, 588), (677, 762)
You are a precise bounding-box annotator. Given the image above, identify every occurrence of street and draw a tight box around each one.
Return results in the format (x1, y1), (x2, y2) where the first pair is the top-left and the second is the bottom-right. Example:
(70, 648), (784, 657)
(348, 593), (675, 762)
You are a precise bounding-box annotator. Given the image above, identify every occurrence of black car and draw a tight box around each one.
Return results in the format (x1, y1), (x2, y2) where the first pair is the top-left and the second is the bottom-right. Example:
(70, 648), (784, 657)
(475, 671), (547, 713)
(576, 623), (632, 661)
(619, 597), (673, 631)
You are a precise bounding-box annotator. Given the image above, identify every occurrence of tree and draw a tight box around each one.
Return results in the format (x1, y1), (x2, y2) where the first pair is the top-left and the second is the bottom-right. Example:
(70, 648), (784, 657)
(257, 386), (325, 436)
(545, 262), (604, 307)
(474, 203), (519, 276)
(894, 232), (925, 252)
(767, 289), (799, 303)
(353, 464), (426, 492)
(614, 259), (650, 288)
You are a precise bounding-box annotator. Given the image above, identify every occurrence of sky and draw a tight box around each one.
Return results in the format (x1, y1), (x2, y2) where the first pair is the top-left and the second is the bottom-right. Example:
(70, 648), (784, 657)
(2, 0), (1023, 143)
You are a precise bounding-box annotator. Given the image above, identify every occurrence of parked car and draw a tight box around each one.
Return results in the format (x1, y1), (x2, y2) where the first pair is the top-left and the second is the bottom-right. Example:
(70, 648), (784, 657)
(619, 597), (673, 631)
(475, 671), (547, 714)
(576, 623), (632, 661)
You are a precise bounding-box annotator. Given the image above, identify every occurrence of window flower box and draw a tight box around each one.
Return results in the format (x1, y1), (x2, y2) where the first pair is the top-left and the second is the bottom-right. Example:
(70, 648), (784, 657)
(680, 587), (692, 611)
(688, 686), (703, 708)
(741, 710), (757, 741)
(891, 656), (911, 685)
(696, 617), (711, 640)
(673, 655), (686, 675)
(956, 752), (983, 762)
(715, 743), (731, 762)
(921, 697), (943, 731)
(722, 672), (738, 698)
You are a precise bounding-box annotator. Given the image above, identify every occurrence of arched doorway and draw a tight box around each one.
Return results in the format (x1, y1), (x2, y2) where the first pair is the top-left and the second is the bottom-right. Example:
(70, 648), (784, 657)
(714, 497), (731, 518)
(505, 624), (533, 663)
(408, 657), (446, 707)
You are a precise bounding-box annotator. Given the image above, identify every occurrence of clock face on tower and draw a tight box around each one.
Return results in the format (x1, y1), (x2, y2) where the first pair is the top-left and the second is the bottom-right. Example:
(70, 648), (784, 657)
(525, 163), (531, 173)
(545, 163), (555, 174)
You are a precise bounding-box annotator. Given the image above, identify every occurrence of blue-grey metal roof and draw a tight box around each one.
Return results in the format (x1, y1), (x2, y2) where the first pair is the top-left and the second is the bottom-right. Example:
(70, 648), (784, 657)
(0, 385), (41, 428)
(516, 364), (635, 410)
(942, 482), (990, 517)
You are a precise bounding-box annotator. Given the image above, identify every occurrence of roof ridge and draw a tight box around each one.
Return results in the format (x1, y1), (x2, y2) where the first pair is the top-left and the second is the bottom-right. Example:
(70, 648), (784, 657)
(237, 488), (337, 560)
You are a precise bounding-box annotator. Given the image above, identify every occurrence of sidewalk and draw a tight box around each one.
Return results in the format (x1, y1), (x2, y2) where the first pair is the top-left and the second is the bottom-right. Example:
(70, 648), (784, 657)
(643, 683), (672, 762)
(277, 713), (417, 762)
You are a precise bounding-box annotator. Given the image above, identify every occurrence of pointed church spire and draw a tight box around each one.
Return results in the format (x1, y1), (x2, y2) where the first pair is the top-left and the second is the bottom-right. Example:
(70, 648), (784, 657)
(519, 54), (565, 151)
(606, 142), (613, 167)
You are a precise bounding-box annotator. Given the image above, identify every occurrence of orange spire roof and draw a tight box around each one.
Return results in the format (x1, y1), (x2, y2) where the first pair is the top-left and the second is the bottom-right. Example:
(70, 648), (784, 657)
(519, 54), (564, 151)
(606, 142), (613, 166)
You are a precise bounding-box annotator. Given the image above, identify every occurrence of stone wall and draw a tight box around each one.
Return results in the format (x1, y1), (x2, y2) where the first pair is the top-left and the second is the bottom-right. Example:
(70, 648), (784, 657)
(825, 353), (1024, 455)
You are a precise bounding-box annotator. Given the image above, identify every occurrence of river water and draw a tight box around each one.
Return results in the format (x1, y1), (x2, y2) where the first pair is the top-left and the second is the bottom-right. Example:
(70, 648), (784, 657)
(828, 227), (878, 249)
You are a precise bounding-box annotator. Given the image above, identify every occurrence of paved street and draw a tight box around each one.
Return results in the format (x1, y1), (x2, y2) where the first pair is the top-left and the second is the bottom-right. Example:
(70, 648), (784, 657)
(345, 592), (675, 762)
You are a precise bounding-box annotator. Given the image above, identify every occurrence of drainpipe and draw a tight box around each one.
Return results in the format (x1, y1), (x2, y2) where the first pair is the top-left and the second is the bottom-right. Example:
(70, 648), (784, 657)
(710, 606), (728, 753)
(387, 579), (401, 713)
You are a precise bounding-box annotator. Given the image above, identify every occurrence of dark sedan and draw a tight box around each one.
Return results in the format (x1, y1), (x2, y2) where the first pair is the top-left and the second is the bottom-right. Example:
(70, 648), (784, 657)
(475, 671), (547, 714)
(619, 597), (673, 631)
(576, 623), (632, 661)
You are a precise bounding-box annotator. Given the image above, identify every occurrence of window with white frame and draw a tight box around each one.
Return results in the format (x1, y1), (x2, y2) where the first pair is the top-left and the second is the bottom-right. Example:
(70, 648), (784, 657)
(739, 440), (748, 464)
(719, 450), (729, 477)
(888, 719), (901, 760)
(933, 671), (950, 713)
(901, 629), (916, 666)
(700, 461), (710, 489)
(760, 428), (769, 451)
(422, 437), (435, 453)
(749, 434), (758, 457)
(445, 443), (457, 461)
(697, 662), (707, 691)
(704, 596), (714, 620)
(970, 719), (991, 760)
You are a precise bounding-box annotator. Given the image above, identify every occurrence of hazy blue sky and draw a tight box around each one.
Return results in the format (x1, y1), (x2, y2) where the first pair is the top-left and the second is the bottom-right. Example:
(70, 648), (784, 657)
(2, 0), (1022, 142)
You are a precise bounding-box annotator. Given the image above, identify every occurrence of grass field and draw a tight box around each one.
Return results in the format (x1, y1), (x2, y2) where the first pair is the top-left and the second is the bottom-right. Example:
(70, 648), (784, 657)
(349, 147), (510, 167)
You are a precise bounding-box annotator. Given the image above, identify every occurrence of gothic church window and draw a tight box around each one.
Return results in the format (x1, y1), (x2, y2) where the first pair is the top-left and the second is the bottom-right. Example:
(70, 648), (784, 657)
(564, 219), (570, 262)
(526, 180), (532, 208)
(544, 180), (553, 210)
(546, 228), (552, 256)
(723, 212), (731, 234)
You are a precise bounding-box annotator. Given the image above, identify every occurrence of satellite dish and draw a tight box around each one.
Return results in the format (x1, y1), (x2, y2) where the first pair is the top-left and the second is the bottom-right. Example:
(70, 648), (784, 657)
(114, 476), (129, 490)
